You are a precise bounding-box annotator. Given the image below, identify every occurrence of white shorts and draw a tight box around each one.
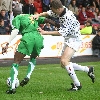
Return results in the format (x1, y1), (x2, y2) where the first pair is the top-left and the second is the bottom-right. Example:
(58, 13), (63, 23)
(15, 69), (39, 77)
(62, 38), (82, 52)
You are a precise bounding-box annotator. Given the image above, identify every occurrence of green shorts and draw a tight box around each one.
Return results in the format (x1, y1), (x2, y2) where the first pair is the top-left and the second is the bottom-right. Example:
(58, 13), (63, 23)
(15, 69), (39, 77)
(18, 32), (44, 56)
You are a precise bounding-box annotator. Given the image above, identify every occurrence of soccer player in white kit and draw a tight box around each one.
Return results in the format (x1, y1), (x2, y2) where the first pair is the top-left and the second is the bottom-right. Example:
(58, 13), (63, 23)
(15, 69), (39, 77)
(33, 0), (95, 91)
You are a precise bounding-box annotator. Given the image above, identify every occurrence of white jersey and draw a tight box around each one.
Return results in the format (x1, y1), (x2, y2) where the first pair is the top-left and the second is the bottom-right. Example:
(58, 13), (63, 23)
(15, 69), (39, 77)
(47, 8), (82, 51)
(47, 8), (81, 40)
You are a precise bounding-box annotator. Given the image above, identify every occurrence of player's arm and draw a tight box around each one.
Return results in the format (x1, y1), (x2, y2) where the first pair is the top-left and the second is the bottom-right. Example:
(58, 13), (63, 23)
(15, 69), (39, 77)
(7, 29), (19, 44)
(38, 12), (49, 17)
(33, 12), (49, 20)
(2, 29), (19, 54)
(43, 31), (61, 36)
(44, 18), (60, 28)
(38, 27), (61, 36)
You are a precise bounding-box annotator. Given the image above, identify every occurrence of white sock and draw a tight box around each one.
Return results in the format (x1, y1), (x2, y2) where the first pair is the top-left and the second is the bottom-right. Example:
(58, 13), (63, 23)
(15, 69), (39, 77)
(72, 63), (89, 73)
(26, 62), (35, 79)
(65, 62), (80, 86)
(12, 67), (18, 89)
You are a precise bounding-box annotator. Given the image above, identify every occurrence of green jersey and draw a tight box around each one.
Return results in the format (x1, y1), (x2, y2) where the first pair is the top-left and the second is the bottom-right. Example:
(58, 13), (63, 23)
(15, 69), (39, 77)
(12, 14), (45, 35)
(12, 14), (45, 56)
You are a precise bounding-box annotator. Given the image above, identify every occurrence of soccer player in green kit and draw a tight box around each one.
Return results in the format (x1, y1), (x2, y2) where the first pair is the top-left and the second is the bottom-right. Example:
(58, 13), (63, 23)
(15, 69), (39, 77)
(2, 14), (60, 94)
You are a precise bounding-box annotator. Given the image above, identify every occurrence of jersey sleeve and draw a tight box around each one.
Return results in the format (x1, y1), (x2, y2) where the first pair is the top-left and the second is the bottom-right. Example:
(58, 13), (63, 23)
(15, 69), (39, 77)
(12, 15), (21, 30)
(47, 10), (58, 18)
(37, 17), (46, 24)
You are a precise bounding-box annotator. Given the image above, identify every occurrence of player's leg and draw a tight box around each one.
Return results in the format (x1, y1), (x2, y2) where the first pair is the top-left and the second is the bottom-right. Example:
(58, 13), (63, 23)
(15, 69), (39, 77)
(61, 46), (82, 91)
(6, 51), (26, 94)
(72, 63), (89, 72)
(20, 54), (37, 87)
(26, 55), (36, 79)
(72, 63), (95, 83)
(6, 37), (29, 94)
(18, 33), (36, 87)
(20, 34), (44, 87)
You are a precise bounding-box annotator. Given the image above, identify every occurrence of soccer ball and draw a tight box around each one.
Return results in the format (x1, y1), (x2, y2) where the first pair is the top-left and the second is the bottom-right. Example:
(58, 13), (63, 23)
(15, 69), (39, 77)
(7, 77), (19, 88)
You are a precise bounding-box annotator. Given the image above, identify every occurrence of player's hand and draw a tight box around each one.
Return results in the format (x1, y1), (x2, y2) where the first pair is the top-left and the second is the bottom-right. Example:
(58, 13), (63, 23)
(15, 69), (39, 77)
(32, 14), (39, 20)
(2, 43), (9, 55)
(37, 27), (46, 35)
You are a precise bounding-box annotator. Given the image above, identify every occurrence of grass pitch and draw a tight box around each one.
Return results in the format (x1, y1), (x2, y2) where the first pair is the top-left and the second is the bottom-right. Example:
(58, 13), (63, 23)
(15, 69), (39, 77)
(0, 62), (100, 100)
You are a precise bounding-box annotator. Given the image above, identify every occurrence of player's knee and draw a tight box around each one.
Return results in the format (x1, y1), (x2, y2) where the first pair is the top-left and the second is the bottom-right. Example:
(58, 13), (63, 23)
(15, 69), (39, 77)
(61, 58), (66, 67)
(30, 53), (37, 59)
(60, 58), (69, 67)
(14, 51), (25, 64)
(14, 58), (22, 64)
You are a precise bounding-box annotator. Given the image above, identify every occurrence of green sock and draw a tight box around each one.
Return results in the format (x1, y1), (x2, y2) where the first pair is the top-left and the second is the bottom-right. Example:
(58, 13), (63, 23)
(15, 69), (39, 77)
(26, 58), (36, 79)
(10, 63), (19, 90)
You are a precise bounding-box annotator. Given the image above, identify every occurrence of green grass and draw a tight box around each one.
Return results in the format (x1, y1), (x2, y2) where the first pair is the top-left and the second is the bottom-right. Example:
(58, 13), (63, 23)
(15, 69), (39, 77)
(0, 62), (100, 100)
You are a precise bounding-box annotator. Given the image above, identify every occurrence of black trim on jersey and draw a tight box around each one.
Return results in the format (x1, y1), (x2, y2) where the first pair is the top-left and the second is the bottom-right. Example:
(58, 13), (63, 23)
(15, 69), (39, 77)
(59, 8), (66, 17)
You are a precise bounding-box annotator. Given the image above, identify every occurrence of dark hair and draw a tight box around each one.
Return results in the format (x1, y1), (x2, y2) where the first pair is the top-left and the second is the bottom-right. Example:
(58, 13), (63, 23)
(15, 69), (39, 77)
(86, 20), (92, 26)
(1, 9), (6, 12)
(50, 0), (63, 9)
(0, 19), (4, 22)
